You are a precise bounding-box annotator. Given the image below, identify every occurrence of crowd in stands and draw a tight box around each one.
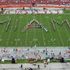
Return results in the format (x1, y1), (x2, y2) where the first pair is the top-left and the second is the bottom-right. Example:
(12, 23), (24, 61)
(0, 0), (70, 5)
(0, 47), (70, 61)
(0, 47), (69, 70)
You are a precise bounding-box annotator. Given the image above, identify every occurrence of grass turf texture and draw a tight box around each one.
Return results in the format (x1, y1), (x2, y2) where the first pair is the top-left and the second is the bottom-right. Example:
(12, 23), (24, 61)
(0, 59), (70, 64)
(0, 14), (70, 47)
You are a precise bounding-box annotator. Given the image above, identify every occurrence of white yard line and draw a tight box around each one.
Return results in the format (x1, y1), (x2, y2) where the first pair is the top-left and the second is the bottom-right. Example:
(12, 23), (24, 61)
(47, 23), (55, 46)
(34, 29), (36, 46)
(6, 16), (12, 46)
(0, 16), (7, 45)
(7, 15), (17, 46)
(64, 25), (70, 46)
(25, 30), (28, 46)
(56, 26), (64, 46)
(42, 29), (46, 46)
(16, 18), (20, 46)
(45, 16), (56, 46)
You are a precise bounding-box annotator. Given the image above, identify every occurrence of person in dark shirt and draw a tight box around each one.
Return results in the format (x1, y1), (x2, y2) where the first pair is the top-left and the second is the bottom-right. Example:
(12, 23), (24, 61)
(38, 65), (40, 69)
(29, 68), (33, 70)
(11, 57), (15, 63)
(20, 64), (23, 70)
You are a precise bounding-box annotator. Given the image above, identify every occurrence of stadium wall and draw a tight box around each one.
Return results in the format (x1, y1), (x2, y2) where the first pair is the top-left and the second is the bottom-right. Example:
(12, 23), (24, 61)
(3, 8), (63, 14)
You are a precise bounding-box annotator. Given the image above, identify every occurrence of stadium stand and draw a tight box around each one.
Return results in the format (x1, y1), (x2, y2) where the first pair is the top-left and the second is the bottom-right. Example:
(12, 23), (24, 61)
(0, 47), (70, 61)
(0, 0), (70, 5)
(0, 0), (70, 8)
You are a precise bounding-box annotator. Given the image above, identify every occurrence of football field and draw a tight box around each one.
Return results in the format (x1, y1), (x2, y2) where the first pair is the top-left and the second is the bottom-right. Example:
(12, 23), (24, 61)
(0, 14), (70, 47)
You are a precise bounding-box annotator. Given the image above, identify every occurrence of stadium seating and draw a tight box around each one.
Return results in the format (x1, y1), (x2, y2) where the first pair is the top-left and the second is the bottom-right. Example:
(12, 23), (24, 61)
(0, 47), (70, 61)
(0, 0), (70, 5)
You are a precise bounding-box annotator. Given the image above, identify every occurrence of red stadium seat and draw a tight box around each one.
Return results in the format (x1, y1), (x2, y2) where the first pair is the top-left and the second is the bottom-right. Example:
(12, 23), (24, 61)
(0, 0), (70, 5)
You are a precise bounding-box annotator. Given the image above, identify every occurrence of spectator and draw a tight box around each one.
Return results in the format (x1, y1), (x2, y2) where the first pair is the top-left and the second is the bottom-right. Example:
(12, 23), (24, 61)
(20, 64), (23, 70)
(38, 65), (40, 69)
(60, 57), (65, 63)
(47, 58), (50, 64)
(44, 60), (47, 68)
(29, 68), (33, 70)
(11, 57), (15, 64)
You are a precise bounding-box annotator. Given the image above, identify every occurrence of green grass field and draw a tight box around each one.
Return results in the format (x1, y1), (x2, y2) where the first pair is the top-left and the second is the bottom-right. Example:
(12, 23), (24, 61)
(0, 14), (70, 47)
